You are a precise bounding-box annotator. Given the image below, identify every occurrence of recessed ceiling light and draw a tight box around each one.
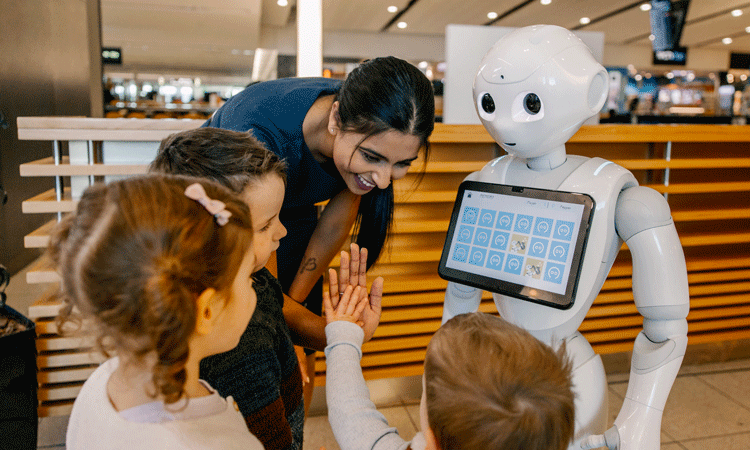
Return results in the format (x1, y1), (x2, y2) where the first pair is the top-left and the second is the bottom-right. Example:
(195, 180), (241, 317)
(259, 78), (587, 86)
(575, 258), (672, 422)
(387, 5), (398, 13)
(723, 37), (733, 44)
(487, 11), (498, 19)
(579, 17), (590, 25)
(732, 9), (743, 17)
(640, 3), (651, 11)
(277, 0), (288, 6)
(540, 0), (551, 5)
(397, 21), (407, 29)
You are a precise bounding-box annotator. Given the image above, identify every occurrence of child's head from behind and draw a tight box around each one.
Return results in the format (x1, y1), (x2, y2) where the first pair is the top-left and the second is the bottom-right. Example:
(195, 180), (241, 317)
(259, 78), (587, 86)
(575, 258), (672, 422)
(422, 312), (575, 450)
(50, 174), (256, 404)
(150, 127), (287, 272)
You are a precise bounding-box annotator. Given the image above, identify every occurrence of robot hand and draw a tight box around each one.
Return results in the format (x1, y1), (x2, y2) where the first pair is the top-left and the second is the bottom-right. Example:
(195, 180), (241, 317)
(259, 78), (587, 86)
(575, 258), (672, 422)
(580, 426), (619, 450)
(442, 281), (482, 324)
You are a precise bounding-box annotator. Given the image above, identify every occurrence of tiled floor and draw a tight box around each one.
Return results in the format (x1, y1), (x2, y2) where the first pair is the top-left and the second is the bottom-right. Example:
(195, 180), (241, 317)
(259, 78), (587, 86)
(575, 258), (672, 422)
(6, 264), (750, 450)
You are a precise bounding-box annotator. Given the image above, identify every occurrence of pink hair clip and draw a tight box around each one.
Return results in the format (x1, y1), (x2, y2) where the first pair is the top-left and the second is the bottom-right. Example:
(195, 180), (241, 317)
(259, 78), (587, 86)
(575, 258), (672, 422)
(184, 183), (232, 226)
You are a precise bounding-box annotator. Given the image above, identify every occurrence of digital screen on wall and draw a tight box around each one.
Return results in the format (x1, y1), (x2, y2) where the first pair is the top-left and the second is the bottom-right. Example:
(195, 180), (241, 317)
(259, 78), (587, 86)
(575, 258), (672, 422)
(650, 0), (690, 60)
(653, 46), (687, 66)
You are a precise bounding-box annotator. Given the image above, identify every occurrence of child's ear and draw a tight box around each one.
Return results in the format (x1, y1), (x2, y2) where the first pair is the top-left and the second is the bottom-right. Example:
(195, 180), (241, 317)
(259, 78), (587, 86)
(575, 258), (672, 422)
(195, 287), (220, 336)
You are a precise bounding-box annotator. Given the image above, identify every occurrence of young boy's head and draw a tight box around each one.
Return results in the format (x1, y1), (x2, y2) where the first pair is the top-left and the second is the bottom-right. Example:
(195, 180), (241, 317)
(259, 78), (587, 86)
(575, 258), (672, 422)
(150, 127), (288, 272)
(420, 312), (575, 450)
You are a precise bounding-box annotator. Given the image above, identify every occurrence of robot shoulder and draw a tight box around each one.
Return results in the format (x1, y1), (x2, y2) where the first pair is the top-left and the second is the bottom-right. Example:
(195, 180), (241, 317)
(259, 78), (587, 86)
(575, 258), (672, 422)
(615, 186), (673, 241)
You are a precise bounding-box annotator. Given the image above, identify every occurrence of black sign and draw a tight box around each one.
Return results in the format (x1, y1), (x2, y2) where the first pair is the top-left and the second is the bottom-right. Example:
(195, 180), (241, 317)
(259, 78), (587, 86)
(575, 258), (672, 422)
(653, 47), (687, 66)
(102, 47), (122, 65)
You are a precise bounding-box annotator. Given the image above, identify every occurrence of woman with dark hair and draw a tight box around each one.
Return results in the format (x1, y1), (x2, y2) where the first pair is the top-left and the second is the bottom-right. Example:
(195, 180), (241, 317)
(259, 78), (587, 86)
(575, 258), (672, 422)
(204, 56), (435, 410)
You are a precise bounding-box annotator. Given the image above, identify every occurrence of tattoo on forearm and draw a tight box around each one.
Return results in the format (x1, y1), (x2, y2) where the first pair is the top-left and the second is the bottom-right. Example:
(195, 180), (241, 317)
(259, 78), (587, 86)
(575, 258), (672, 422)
(299, 258), (317, 274)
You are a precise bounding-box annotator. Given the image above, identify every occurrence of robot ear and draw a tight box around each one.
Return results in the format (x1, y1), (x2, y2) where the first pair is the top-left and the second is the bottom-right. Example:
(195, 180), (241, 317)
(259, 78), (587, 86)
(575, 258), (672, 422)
(587, 68), (609, 113)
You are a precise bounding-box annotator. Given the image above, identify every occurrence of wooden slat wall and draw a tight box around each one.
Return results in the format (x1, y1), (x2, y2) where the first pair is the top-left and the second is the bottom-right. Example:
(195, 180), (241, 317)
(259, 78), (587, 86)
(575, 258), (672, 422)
(17, 119), (750, 415)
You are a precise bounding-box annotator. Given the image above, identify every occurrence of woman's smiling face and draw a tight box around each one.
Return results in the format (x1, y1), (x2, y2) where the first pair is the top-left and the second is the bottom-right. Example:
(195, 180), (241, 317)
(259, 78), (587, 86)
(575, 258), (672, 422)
(331, 129), (421, 194)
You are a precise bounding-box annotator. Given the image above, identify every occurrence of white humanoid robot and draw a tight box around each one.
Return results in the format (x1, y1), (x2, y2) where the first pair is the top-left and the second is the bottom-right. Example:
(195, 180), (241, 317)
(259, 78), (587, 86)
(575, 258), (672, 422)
(440, 25), (690, 450)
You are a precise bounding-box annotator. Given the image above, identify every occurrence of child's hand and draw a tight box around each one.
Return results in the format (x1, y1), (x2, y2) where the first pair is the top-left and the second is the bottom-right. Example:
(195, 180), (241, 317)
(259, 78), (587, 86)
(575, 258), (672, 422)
(324, 285), (368, 325)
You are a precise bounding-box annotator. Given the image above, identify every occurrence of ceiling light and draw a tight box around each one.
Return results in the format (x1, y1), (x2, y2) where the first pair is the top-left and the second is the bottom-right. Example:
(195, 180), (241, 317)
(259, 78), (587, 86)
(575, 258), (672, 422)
(746, 26), (750, 33)
(418, 61), (429, 69)
(277, 0), (288, 6)
(387, 5), (398, 13)
(640, 3), (651, 11)
(732, 9), (743, 17)
(487, 11), (498, 19)
(540, 0), (551, 5)
(723, 37), (733, 44)
(579, 17), (590, 25)
(397, 21), (407, 29)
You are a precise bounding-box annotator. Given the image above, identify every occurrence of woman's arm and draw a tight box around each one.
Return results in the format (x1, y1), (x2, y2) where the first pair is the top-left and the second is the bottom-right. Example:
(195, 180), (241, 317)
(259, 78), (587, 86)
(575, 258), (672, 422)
(287, 189), (361, 304)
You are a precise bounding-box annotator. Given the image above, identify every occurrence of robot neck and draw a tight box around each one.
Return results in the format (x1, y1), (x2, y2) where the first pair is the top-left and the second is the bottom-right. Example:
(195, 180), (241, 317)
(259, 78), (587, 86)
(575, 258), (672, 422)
(526, 146), (567, 171)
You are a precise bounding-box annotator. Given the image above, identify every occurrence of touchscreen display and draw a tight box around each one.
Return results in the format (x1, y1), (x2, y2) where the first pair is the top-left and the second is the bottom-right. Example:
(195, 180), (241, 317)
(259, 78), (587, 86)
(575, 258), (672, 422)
(438, 181), (594, 309)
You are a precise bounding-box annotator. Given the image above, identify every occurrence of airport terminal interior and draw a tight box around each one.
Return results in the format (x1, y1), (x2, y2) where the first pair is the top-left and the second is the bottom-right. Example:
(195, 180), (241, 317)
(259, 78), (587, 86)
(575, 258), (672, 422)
(2, 1), (750, 449)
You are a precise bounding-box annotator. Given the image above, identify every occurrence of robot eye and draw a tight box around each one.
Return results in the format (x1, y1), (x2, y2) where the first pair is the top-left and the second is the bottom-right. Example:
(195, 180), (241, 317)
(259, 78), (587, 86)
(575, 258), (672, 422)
(524, 93), (541, 115)
(481, 93), (495, 114)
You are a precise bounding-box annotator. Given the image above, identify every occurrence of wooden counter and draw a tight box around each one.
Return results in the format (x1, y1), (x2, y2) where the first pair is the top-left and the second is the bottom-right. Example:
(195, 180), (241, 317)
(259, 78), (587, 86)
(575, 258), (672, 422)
(16, 118), (750, 416)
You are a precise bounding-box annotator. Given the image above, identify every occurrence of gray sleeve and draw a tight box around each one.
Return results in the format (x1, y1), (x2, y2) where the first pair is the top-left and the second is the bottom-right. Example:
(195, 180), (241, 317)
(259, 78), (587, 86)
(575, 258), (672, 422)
(324, 321), (411, 450)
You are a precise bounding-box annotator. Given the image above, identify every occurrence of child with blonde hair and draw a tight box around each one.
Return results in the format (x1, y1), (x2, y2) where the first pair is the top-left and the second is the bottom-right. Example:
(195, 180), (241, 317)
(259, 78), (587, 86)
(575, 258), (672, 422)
(324, 305), (575, 450)
(50, 175), (262, 450)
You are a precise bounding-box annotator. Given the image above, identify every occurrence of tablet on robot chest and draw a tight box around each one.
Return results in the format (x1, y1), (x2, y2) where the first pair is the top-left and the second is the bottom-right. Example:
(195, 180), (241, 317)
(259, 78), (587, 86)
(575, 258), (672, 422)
(438, 181), (595, 310)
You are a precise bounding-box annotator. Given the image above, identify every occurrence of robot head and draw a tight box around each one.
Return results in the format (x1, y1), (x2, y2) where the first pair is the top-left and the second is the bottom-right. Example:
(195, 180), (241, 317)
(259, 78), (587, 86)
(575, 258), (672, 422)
(473, 25), (608, 159)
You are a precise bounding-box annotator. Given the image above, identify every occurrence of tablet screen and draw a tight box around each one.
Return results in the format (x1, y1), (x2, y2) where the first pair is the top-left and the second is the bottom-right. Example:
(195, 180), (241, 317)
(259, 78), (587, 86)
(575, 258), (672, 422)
(438, 181), (594, 309)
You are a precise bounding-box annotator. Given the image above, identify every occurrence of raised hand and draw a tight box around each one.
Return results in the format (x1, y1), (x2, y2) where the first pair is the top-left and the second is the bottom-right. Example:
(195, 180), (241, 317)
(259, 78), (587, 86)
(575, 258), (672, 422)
(328, 243), (368, 310)
(327, 243), (383, 342)
(324, 285), (368, 325)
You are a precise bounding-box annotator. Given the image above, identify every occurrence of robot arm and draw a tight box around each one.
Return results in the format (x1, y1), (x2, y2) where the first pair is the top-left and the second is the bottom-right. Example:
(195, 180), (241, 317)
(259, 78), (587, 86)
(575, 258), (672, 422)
(584, 186), (690, 450)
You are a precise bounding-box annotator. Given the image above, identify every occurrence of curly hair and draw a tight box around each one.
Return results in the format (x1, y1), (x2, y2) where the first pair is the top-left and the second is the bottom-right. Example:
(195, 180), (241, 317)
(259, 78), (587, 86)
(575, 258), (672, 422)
(48, 174), (253, 404)
(424, 312), (575, 450)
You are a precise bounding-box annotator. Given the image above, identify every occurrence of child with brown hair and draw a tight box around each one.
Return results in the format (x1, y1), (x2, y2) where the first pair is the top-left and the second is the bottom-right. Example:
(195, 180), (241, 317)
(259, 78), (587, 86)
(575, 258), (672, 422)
(150, 127), (382, 450)
(324, 306), (576, 450)
(50, 175), (262, 449)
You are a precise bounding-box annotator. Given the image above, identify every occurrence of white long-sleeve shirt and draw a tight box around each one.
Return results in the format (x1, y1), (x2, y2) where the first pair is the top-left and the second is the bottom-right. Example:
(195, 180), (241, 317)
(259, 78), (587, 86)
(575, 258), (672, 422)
(324, 321), (426, 450)
(66, 357), (264, 450)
